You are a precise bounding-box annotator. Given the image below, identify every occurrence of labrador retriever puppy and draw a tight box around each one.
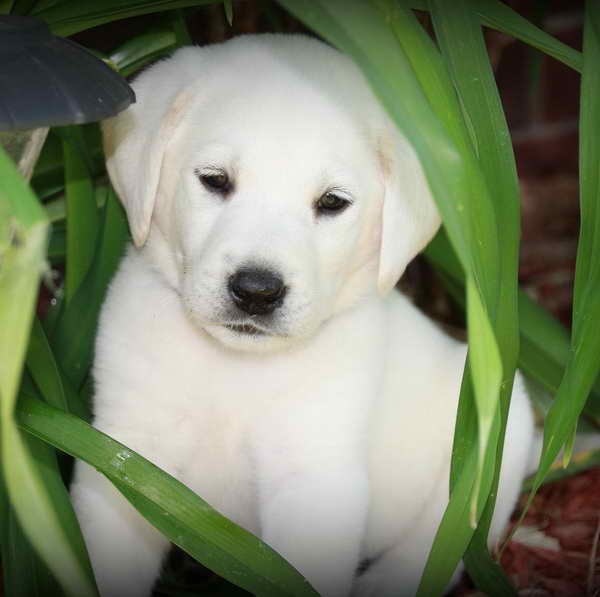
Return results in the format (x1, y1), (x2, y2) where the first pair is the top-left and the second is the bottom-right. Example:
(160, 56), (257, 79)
(70, 34), (535, 597)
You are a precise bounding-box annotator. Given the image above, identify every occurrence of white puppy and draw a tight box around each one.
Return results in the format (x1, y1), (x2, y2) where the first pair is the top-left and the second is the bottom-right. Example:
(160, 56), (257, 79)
(70, 34), (535, 597)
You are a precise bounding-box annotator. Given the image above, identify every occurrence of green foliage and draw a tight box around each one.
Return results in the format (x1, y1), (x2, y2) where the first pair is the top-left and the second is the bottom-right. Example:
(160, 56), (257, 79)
(29, 0), (219, 37)
(0, 143), (96, 596)
(1, 1), (599, 597)
(512, 0), (600, 537)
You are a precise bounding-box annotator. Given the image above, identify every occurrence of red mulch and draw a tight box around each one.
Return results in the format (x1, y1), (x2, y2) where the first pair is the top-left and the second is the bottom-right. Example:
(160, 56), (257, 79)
(455, 467), (600, 596)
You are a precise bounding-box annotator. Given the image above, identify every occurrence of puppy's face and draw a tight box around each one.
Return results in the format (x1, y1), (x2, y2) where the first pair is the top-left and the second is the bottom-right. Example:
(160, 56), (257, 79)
(161, 90), (384, 352)
(104, 36), (441, 353)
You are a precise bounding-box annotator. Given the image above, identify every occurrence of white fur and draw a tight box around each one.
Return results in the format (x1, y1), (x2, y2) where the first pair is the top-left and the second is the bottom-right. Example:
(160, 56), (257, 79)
(70, 34), (535, 597)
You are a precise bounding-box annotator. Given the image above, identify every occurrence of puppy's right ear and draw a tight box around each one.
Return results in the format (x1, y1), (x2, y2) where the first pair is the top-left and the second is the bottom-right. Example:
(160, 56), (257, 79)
(102, 87), (193, 247)
(377, 129), (441, 296)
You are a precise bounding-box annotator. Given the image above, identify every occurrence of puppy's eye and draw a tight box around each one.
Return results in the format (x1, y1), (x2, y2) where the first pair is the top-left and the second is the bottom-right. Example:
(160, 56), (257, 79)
(315, 192), (351, 216)
(195, 169), (233, 195)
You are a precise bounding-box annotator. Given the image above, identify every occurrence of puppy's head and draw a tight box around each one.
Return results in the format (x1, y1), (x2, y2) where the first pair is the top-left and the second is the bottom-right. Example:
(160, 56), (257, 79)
(103, 34), (440, 352)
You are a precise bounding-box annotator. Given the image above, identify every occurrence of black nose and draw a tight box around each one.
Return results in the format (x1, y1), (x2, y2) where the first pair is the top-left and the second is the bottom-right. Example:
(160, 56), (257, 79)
(228, 268), (287, 315)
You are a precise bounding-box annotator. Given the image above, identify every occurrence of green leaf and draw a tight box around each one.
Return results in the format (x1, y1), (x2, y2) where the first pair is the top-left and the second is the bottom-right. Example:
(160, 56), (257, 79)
(6, 428), (99, 597)
(0, 453), (64, 597)
(9, 0), (37, 14)
(32, 127), (105, 202)
(34, 0), (222, 37)
(26, 317), (69, 411)
(0, 145), (98, 597)
(18, 395), (319, 597)
(169, 8), (192, 45)
(474, 0), (582, 73)
(58, 126), (100, 304)
(2, 501), (65, 597)
(424, 1), (522, 594)
(45, 184), (109, 225)
(426, 228), (600, 429)
(522, 447), (600, 491)
(21, 0), (61, 13)
(223, 0), (233, 25)
(465, 278), (503, 525)
(31, 130), (64, 200)
(527, 0), (600, 501)
(400, 0), (582, 72)
(109, 29), (177, 77)
(27, 314), (89, 420)
(52, 187), (128, 394)
(361, 1), (516, 593)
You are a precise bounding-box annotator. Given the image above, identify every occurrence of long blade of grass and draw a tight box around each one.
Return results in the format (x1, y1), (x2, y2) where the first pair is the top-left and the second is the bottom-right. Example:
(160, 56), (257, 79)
(7, 430), (99, 597)
(465, 278), (503, 525)
(428, 0), (521, 363)
(386, 12), (508, 591)
(47, 225), (66, 263)
(109, 29), (177, 77)
(223, 0), (233, 26)
(400, 0), (582, 73)
(0, 453), (65, 597)
(51, 187), (128, 395)
(17, 363), (96, 593)
(0, 145), (98, 597)
(32, 127), (105, 202)
(476, 0), (581, 73)
(27, 314), (89, 420)
(17, 394), (319, 597)
(45, 184), (108, 225)
(522, 447), (600, 491)
(2, 498), (65, 597)
(43, 179), (107, 342)
(26, 316), (69, 411)
(10, 0), (37, 14)
(33, 0), (221, 37)
(525, 0), (600, 509)
(169, 8), (192, 45)
(16, 0), (60, 13)
(426, 2), (523, 594)
(369, 9), (500, 544)
(58, 126), (100, 304)
(367, 2), (516, 593)
(30, 130), (64, 199)
(426, 230), (600, 429)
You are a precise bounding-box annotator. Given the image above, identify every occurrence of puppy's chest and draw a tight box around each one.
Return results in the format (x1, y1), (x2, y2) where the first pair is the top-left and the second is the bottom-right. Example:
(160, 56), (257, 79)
(168, 363), (301, 532)
(176, 401), (257, 528)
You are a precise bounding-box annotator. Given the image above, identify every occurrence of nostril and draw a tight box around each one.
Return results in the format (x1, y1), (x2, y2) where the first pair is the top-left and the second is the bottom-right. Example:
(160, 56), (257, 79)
(228, 268), (287, 314)
(230, 270), (284, 299)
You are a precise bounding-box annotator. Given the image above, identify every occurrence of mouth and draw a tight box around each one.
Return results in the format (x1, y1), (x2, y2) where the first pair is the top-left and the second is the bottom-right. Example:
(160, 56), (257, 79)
(224, 323), (265, 336)
(201, 319), (292, 352)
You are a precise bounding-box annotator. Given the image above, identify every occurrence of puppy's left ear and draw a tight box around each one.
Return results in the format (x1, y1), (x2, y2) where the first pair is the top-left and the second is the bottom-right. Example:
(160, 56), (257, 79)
(102, 87), (194, 247)
(377, 130), (441, 295)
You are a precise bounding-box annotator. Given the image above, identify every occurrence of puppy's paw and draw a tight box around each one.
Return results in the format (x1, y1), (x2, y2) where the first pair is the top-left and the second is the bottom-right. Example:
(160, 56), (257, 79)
(350, 550), (463, 597)
(351, 561), (419, 597)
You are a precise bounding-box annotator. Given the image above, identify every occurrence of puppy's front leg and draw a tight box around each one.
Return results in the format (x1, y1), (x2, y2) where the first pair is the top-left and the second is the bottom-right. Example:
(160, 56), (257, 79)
(71, 461), (171, 597)
(256, 394), (370, 597)
(260, 466), (368, 597)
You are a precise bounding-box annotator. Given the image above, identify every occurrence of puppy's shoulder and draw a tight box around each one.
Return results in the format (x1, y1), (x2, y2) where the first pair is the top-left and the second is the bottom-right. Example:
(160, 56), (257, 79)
(384, 291), (460, 349)
(95, 247), (187, 353)
(382, 290), (466, 389)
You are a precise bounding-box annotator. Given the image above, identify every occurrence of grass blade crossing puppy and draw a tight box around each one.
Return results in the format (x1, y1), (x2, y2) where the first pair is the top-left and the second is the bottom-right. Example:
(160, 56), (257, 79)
(70, 34), (535, 597)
